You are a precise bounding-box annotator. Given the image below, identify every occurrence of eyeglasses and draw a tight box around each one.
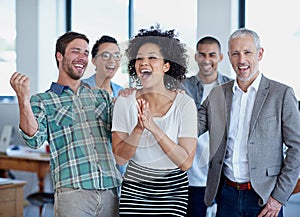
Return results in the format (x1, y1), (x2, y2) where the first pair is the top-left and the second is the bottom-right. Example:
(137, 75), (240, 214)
(95, 52), (122, 61)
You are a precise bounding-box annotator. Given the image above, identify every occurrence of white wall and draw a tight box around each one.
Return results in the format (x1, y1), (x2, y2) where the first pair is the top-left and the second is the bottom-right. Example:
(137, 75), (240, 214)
(16, 0), (239, 93)
(16, 0), (39, 93)
(16, 0), (66, 94)
(197, 0), (238, 77)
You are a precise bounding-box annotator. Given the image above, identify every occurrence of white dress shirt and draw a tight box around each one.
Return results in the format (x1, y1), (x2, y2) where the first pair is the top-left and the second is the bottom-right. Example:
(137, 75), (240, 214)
(223, 73), (262, 182)
(188, 80), (218, 186)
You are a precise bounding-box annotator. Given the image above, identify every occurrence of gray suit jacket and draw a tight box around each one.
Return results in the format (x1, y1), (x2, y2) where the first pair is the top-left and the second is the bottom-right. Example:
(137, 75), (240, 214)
(198, 74), (300, 206)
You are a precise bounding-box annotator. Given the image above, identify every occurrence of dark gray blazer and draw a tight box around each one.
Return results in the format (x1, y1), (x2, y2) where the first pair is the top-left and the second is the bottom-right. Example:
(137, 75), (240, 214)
(198, 74), (300, 206)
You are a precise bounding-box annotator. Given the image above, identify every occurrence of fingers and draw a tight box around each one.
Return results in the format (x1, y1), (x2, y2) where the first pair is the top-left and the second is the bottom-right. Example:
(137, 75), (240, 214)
(10, 72), (19, 86)
(258, 209), (279, 217)
(257, 207), (268, 217)
(10, 72), (30, 87)
(10, 72), (31, 100)
(136, 100), (145, 128)
(136, 99), (143, 114)
(137, 98), (147, 114)
(258, 197), (282, 217)
(137, 113), (144, 128)
(118, 87), (136, 97)
(137, 98), (151, 128)
(172, 88), (186, 94)
(136, 98), (155, 132)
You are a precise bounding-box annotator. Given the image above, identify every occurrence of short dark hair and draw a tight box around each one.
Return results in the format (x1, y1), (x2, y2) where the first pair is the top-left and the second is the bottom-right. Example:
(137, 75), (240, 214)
(91, 35), (118, 58)
(196, 36), (222, 53)
(55, 31), (89, 67)
(126, 25), (188, 90)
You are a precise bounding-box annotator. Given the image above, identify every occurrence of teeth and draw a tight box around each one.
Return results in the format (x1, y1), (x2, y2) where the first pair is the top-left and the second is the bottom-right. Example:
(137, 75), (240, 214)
(203, 64), (212, 69)
(106, 66), (115, 70)
(239, 66), (248, 69)
(141, 69), (151, 73)
(74, 64), (84, 69)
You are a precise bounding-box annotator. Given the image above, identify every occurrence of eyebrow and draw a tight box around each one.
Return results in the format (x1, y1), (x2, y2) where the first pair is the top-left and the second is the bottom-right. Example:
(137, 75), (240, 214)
(102, 51), (121, 54)
(198, 51), (217, 54)
(70, 47), (89, 53)
(137, 51), (160, 56)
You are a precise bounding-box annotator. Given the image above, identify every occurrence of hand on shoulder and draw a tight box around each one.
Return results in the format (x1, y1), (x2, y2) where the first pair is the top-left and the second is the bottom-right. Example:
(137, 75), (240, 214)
(172, 88), (185, 94)
(118, 87), (136, 97)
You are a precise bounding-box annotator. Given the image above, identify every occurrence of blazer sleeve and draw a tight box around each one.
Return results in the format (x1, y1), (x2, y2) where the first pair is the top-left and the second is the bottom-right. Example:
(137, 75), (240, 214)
(272, 87), (300, 204)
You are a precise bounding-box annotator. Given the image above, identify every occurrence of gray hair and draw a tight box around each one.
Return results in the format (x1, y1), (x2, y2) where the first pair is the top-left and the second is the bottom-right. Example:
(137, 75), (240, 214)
(228, 28), (261, 50)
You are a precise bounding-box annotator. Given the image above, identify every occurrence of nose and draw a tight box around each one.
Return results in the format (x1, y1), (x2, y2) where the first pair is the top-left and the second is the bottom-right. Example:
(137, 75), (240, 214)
(203, 55), (211, 62)
(238, 53), (246, 63)
(107, 56), (115, 63)
(138, 58), (149, 66)
(78, 52), (88, 61)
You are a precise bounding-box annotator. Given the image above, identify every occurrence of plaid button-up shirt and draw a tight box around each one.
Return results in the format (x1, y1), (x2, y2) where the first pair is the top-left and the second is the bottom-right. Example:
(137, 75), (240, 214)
(20, 82), (122, 190)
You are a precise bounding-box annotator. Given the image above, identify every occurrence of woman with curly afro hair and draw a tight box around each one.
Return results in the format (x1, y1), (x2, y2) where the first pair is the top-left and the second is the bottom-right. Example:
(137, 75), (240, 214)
(111, 25), (198, 216)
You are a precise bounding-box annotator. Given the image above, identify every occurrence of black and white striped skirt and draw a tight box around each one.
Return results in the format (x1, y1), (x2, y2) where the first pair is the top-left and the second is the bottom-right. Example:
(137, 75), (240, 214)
(119, 160), (189, 216)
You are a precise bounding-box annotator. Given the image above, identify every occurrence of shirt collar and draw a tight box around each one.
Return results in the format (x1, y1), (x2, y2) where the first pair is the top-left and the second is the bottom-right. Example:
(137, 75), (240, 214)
(232, 72), (262, 94)
(195, 71), (222, 84)
(49, 82), (69, 94)
(251, 72), (262, 91)
(49, 82), (89, 95)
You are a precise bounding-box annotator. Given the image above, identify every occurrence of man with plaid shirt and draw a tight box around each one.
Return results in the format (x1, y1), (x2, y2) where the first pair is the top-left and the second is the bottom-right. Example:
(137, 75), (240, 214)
(10, 31), (122, 217)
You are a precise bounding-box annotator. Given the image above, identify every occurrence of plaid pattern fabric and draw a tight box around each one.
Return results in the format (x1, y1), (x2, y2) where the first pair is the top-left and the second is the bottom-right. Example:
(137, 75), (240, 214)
(20, 82), (122, 190)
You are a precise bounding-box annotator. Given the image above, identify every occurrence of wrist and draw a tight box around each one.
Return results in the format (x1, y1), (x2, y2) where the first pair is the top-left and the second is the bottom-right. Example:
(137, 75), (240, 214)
(17, 95), (30, 106)
(133, 126), (143, 135)
(150, 123), (162, 138)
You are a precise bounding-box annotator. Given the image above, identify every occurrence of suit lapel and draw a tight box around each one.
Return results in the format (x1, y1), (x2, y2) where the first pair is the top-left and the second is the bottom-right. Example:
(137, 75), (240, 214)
(249, 75), (270, 137)
(224, 83), (233, 132)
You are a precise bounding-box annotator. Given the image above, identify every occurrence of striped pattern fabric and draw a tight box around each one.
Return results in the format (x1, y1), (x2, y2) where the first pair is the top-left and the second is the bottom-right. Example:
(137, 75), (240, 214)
(119, 160), (189, 216)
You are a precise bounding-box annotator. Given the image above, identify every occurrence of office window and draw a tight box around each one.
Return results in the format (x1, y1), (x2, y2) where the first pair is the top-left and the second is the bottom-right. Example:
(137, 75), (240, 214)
(133, 0), (196, 47)
(72, 0), (128, 42)
(246, 0), (300, 99)
(133, 0), (197, 75)
(0, 0), (16, 96)
(72, 0), (197, 87)
(71, 0), (129, 86)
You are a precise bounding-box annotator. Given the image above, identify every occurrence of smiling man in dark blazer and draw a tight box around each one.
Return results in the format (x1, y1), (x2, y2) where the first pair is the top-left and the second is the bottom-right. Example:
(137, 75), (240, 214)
(198, 28), (300, 217)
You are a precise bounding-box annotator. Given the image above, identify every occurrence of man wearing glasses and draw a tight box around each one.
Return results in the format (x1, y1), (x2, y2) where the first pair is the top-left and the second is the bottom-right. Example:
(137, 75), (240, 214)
(82, 35), (123, 101)
(82, 35), (127, 177)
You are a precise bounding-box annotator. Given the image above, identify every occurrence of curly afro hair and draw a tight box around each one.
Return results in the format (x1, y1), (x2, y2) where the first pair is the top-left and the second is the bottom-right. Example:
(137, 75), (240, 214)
(126, 25), (189, 89)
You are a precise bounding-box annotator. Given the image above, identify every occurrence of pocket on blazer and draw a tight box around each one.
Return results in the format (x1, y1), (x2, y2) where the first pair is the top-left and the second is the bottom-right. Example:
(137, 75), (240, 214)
(257, 115), (277, 135)
(266, 166), (281, 176)
(259, 115), (276, 120)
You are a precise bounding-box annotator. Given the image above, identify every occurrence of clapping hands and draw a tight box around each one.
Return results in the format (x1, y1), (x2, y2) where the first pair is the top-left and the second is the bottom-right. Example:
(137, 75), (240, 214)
(136, 98), (154, 132)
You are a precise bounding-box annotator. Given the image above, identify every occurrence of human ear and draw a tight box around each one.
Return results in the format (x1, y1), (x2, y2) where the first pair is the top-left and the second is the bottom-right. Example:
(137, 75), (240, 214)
(163, 62), (170, 72)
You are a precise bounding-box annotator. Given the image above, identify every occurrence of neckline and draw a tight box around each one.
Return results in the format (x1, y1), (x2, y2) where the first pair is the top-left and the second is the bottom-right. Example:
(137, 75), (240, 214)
(134, 91), (180, 119)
